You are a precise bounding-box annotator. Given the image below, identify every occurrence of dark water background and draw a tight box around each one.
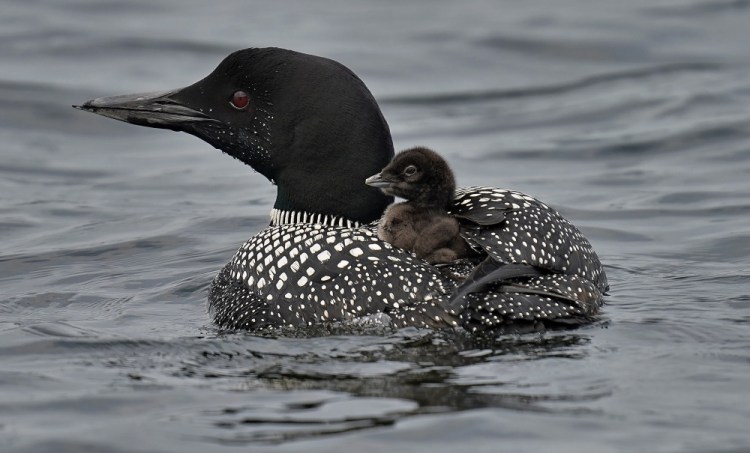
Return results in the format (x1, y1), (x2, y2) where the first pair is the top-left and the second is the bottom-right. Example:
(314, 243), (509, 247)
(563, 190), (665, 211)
(2, 1), (749, 452)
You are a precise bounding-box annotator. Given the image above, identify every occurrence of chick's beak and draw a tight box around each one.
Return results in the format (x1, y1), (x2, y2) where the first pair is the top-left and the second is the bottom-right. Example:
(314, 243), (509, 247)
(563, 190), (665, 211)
(365, 172), (391, 188)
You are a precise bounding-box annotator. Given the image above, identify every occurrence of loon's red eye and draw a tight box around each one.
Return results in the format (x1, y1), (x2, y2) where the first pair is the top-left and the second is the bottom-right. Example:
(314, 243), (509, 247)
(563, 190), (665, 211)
(230, 90), (250, 110)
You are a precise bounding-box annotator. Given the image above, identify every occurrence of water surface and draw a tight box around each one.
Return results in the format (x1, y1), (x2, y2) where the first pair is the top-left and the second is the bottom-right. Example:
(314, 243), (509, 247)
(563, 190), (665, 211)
(1, 1), (749, 452)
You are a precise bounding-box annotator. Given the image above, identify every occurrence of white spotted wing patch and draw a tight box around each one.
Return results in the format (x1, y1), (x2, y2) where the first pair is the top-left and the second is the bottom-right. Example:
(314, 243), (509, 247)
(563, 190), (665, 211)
(445, 186), (608, 329)
(452, 186), (608, 295)
(457, 273), (605, 331)
(460, 291), (580, 329)
(449, 186), (536, 226)
(503, 274), (604, 313)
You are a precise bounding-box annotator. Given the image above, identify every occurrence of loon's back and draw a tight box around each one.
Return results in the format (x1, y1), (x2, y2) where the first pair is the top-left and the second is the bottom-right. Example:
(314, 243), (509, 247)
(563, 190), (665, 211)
(208, 185), (608, 332)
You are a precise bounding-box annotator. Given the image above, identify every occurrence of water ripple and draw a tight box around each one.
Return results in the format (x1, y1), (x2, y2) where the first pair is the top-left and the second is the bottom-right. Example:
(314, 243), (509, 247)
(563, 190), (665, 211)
(380, 63), (721, 105)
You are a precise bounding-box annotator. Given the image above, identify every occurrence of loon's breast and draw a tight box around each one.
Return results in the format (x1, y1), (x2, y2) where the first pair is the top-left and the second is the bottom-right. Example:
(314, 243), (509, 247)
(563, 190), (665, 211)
(208, 186), (608, 332)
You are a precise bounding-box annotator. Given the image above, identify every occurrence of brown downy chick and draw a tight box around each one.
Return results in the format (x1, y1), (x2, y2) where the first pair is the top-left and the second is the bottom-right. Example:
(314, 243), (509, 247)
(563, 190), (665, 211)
(365, 146), (469, 264)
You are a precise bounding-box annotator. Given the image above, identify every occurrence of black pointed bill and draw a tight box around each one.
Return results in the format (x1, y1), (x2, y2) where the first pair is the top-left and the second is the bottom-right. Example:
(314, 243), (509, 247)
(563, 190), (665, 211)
(73, 89), (217, 131)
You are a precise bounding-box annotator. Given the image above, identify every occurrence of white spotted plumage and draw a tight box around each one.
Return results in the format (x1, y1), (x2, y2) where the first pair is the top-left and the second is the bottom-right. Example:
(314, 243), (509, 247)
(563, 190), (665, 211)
(208, 187), (608, 331)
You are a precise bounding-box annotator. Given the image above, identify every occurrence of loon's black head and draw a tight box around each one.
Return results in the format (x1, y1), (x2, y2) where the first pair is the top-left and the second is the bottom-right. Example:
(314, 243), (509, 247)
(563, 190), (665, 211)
(365, 146), (456, 208)
(75, 47), (394, 224)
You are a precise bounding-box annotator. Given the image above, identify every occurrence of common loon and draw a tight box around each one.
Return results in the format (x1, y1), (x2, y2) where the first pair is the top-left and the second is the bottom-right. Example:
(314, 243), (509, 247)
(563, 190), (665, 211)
(366, 147), (471, 265)
(75, 47), (608, 332)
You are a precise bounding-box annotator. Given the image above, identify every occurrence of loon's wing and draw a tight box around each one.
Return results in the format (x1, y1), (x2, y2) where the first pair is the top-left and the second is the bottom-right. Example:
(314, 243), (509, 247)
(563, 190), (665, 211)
(447, 259), (546, 309)
(445, 187), (608, 327)
(459, 274), (605, 331)
(450, 186), (513, 226)
(450, 187), (608, 290)
(452, 188), (601, 280)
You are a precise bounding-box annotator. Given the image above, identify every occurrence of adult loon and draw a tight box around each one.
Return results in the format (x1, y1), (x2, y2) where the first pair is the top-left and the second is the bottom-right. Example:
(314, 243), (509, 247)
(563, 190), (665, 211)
(75, 47), (608, 332)
(366, 146), (471, 265)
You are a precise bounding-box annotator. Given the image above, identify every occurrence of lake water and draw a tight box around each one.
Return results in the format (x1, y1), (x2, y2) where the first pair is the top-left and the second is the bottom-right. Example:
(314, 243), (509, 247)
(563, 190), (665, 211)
(1, 1), (749, 452)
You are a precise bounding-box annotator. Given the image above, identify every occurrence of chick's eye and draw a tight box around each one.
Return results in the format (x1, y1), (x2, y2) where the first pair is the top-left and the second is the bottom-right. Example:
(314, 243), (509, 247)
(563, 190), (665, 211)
(404, 165), (417, 176)
(230, 90), (250, 110)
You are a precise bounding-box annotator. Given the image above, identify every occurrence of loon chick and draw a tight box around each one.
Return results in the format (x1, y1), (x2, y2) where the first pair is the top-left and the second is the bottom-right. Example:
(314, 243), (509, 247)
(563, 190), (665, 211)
(74, 47), (608, 332)
(366, 146), (469, 264)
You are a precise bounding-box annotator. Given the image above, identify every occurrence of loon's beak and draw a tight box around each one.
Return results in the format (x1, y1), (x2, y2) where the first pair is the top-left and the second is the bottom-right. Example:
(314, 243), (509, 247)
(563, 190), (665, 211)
(73, 89), (215, 131)
(365, 172), (391, 189)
